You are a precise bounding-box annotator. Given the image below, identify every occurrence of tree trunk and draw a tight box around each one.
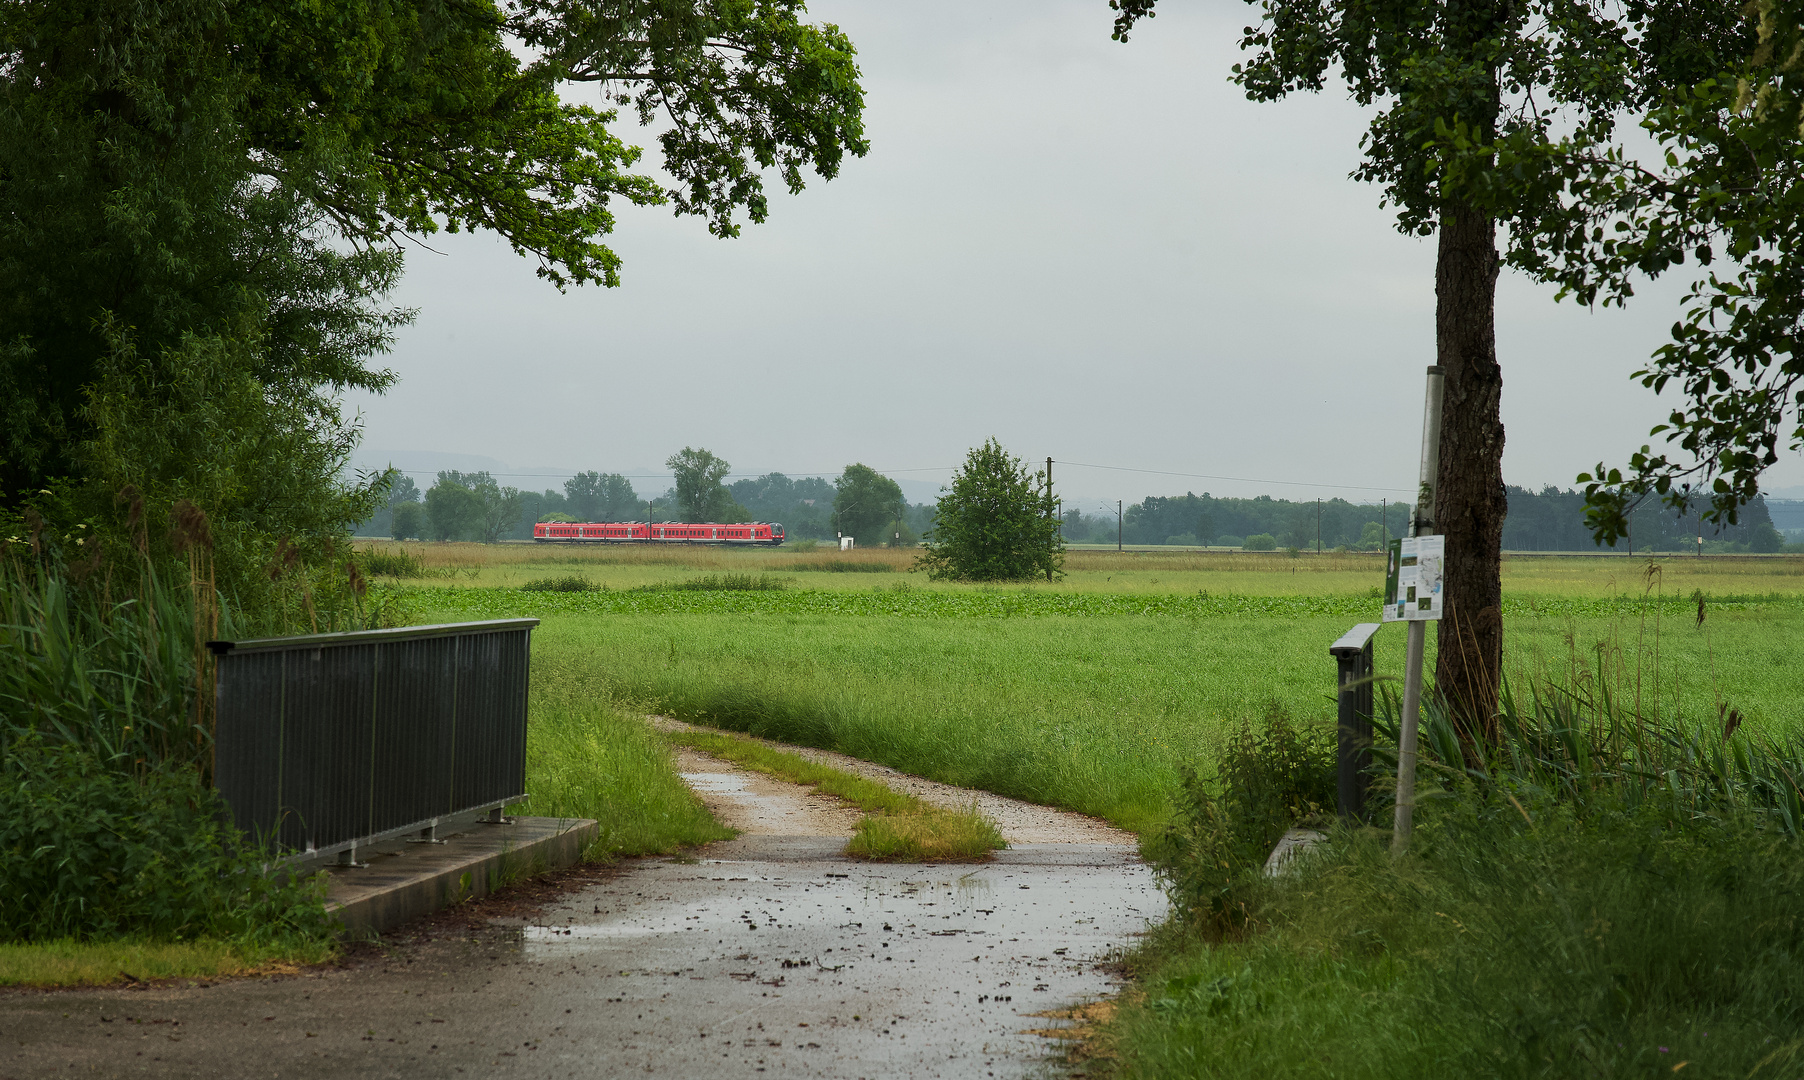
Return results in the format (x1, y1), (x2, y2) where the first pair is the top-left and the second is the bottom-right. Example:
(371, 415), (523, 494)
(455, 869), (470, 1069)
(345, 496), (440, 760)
(1432, 201), (1506, 745)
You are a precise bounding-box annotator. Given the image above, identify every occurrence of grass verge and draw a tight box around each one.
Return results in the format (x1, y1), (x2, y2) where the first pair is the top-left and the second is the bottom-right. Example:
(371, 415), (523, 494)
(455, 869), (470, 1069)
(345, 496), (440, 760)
(0, 938), (334, 988)
(526, 648), (733, 857)
(667, 729), (1005, 861)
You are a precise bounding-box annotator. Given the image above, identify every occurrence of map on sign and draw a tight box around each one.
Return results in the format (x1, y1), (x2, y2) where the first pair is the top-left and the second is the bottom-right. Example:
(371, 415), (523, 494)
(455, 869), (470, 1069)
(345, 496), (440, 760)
(1382, 535), (1445, 622)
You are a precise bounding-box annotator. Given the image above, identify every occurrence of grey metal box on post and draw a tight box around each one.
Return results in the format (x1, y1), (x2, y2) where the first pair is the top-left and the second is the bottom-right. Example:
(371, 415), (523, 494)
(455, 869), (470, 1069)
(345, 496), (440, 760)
(1329, 623), (1381, 822)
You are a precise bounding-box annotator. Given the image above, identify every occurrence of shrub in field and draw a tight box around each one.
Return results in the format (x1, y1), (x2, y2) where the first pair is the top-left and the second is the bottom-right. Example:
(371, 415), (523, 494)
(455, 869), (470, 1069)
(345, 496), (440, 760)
(0, 740), (330, 944)
(786, 538), (819, 552)
(916, 438), (1062, 581)
(1144, 708), (1334, 936)
(359, 546), (426, 578)
(521, 574), (599, 592)
(1241, 533), (1276, 551)
(786, 559), (892, 573)
(630, 574), (789, 592)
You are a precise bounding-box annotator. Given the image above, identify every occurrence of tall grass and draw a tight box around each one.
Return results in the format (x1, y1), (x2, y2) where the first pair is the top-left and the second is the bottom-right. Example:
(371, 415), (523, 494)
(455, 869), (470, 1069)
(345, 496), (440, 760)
(1111, 593), (1804, 1078)
(0, 556), (220, 770)
(525, 654), (731, 858)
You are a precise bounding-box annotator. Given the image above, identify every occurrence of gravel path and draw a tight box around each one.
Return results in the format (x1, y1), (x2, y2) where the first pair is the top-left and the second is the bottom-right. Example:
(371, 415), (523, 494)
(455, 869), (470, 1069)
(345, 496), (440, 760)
(0, 722), (1164, 1080)
(652, 717), (1138, 847)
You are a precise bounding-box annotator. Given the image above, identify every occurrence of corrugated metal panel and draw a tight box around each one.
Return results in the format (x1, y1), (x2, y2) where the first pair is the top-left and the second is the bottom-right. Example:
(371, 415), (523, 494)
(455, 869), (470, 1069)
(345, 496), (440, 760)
(208, 619), (536, 860)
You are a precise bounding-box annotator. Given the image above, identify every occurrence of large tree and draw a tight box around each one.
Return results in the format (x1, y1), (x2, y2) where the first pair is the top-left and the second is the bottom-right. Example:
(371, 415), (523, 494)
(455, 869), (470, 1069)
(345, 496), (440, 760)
(832, 464), (905, 544)
(1110, 0), (1744, 737)
(667, 447), (740, 521)
(0, 0), (865, 599)
(564, 471), (641, 521)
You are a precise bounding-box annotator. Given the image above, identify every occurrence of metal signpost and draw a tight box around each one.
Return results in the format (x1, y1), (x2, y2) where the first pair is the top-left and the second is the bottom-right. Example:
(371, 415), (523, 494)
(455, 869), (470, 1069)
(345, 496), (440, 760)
(1386, 366), (1444, 855)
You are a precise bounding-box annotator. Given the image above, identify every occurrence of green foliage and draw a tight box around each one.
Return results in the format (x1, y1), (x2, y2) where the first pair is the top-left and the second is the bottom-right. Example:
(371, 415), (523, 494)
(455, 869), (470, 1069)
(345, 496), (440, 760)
(0, 739), (331, 944)
(916, 439), (1062, 582)
(1143, 709), (1334, 935)
(358, 547), (427, 579)
(0, 0), (868, 604)
(832, 464), (904, 543)
(524, 666), (732, 858)
(426, 481), (486, 542)
(1241, 533), (1277, 551)
(521, 575), (600, 592)
(784, 558), (892, 573)
(0, 558), (213, 770)
(628, 574), (790, 593)
(1111, 802), (1804, 1079)
(1516, 10), (1804, 541)
(389, 502), (425, 541)
(667, 447), (741, 522)
(564, 472), (640, 522)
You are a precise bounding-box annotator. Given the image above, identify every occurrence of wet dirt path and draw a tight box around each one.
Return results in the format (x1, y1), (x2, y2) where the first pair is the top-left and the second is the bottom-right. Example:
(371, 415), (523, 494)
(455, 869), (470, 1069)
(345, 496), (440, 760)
(0, 736), (1164, 1080)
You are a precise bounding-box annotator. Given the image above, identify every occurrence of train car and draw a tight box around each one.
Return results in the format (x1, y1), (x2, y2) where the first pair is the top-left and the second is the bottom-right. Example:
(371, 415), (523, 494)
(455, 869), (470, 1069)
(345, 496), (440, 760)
(532, 521), (785, 546)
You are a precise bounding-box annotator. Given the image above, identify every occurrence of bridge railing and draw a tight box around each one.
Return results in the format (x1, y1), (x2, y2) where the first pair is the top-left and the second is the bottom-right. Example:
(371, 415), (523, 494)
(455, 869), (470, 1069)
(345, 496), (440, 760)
(206, 618), (538, 865)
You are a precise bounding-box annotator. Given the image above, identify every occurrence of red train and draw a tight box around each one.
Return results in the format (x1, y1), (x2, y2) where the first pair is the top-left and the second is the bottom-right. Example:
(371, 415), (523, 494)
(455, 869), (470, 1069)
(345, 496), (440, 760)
(532, 521), (786, 546)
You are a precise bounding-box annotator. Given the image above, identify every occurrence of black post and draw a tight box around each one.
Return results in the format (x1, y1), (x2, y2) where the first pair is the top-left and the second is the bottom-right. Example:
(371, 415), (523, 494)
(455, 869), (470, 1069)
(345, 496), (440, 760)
(1117, 500), (1123, 551)
(1329, 623), (1381, 821)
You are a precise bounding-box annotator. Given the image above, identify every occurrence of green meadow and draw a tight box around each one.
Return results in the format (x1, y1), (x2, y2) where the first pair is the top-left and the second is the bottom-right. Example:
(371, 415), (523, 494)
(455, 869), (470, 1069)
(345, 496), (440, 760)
(385, 543), (1804, 838)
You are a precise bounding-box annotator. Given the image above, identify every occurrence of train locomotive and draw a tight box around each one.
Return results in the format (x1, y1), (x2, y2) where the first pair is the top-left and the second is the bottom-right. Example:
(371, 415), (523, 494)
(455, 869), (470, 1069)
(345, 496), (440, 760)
(532, 520), (785, 546)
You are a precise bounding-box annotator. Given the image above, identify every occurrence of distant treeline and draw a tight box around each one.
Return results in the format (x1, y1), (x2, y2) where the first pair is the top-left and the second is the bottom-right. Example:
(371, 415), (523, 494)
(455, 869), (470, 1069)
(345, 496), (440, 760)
(1065, 493), (1413, 550)
(1062, 488), (1793, 553)
(358, 471), (1798, 553)
(356, 469), (933, 543)
(1500, 486), (1784, 553)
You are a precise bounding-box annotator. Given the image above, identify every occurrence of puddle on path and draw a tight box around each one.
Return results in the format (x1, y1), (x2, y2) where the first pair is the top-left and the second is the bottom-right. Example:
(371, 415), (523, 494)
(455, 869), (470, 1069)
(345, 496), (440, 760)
(516, 837), (1163, 1078)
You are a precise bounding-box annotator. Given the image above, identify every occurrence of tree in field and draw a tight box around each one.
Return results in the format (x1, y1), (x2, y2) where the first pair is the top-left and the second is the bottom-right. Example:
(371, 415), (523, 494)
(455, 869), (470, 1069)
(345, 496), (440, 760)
(918, 440), (1062, 581)
(667, 448), (744, 522)
(391, 502), (425, 542)
(565, 472), (641, 521)
(832, 465), (905, 544)
(1110, 0), (1745, 738)
(0, 0), (866, 604)
(426, 475), (487, 542)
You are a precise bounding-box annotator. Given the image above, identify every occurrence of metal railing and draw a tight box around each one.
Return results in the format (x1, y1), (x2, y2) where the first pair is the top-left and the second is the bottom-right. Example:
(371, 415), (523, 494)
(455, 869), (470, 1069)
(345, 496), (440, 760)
(1329, 623), (1380, 822)
(206, 618), (538, 865)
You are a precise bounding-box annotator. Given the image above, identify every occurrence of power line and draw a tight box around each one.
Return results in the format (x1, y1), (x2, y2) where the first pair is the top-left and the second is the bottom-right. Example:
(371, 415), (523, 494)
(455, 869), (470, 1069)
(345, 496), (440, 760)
(1052, 459), (1414, 495)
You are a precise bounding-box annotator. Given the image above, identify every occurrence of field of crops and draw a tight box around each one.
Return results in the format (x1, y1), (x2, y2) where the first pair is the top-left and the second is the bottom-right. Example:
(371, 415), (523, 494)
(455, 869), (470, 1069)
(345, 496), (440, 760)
(386, 543), (1804, 836)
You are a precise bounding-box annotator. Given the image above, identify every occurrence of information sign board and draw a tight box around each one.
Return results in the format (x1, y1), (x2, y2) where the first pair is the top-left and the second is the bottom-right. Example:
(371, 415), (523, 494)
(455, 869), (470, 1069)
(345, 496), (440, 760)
(1382, 535), (1444, 622)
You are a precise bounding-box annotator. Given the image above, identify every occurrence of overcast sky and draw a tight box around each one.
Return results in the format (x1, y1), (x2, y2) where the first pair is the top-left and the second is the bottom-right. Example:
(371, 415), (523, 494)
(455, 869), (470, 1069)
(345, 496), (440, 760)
(344, 0), (1804, 509)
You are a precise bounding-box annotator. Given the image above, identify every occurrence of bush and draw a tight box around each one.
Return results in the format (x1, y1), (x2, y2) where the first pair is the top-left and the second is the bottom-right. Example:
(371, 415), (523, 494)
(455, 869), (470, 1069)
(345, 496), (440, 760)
(359, 546), (426, 578)
(1144, 708), (1334, 936)
(521, 574), (599, 592)
(0, 740), (330, 944)
(630, 574), (790, 593)
(785, 538), (819, 552)
(1241, 533), (1277, 551)
(786, 559), (892, 573)
(916, 438), (1063, 581)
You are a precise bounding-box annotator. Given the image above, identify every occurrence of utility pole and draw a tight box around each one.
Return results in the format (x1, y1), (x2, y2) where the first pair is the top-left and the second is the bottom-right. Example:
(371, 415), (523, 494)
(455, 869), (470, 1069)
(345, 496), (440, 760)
(1381, 498), (1387, 546)
(1117, 500), (1123, 552)
(1316, 499), (1322, 554)
(1046, 458), (1055, 582)
(1394, 366), (1444, 857)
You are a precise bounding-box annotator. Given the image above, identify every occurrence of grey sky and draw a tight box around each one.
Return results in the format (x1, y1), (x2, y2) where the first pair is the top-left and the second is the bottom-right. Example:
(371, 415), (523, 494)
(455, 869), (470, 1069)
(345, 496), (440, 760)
(345, 0), (1804, 510)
